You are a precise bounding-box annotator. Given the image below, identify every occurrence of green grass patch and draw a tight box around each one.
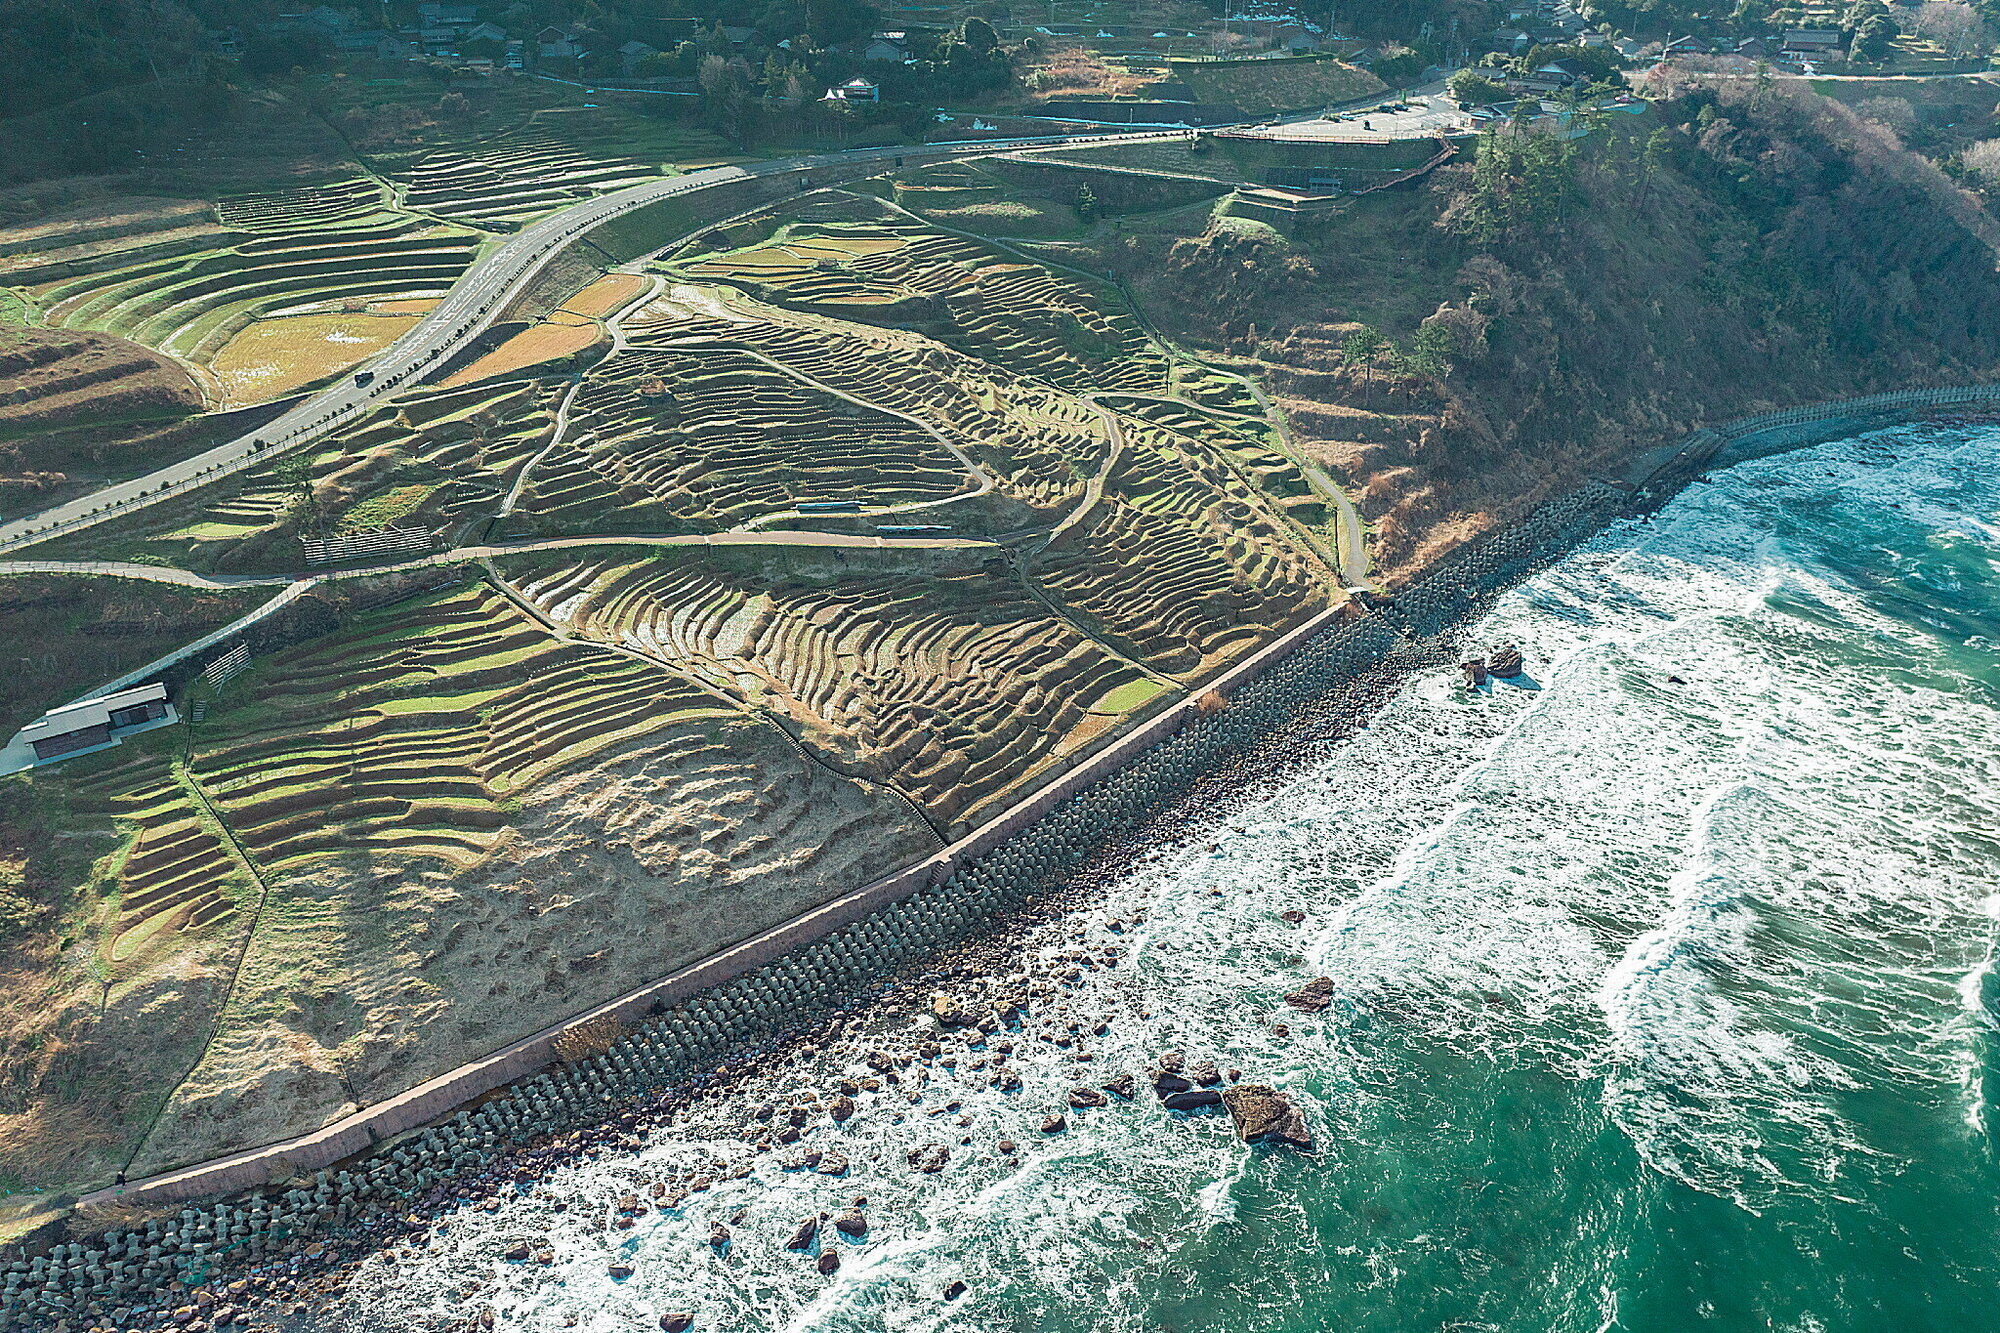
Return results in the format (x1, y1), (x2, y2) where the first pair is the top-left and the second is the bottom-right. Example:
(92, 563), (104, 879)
(340, 483), (438, 533)
(1090, 677), (1167, 714)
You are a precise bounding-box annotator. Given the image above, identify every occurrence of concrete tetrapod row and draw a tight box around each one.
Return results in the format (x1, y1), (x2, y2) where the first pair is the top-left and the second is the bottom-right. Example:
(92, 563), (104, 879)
(0, 481), (1637, 1330)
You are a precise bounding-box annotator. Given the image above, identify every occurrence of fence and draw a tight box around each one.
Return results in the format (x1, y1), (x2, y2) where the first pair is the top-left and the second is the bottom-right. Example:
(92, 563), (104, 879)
(300, 528), (437, 566)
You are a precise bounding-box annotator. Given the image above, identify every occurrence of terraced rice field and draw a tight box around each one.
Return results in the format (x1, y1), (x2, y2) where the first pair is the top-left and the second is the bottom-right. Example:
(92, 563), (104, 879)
(400, 131), (660, 226)
(60, 750), (250, 965)
(671, 216), (1172, 394)
(183, 585), (733, 873)
(23, 179), (479, 367)
(82, 380), (553, 567)
(62, 584), (737, 952)
(626, 298), (1101, 513)
(509, 553), (1163, 825)
(508, 341), (971, 535)
(1034, 416), (1333, 675)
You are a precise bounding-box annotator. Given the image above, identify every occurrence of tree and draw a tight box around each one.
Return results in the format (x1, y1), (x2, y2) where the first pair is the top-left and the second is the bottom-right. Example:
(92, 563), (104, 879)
(1075, 184), (1098, 222)
(1448, 69), (1510, 107)
(1854, 13), (1900, 59)
(959, 16), (999, 55)
(1341, 326), (1389, 402)
(1961, 137), (2000, 186)
(1913, 0), (1991, 53)
(1406, 323), (1456, 379)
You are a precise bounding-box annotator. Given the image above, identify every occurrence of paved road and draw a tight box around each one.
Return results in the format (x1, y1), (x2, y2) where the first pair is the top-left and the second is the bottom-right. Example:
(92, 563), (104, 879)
(1225, 80), (1470, 144)
(0, 127), (1199, 557)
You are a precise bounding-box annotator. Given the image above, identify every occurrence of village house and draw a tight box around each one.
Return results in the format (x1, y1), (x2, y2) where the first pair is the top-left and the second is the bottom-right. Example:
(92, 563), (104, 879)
(1781, 28), (1845, 54)
(824, 76), (880, 102)
(862, 31), (913, 62)
(537, 26), (582, 59)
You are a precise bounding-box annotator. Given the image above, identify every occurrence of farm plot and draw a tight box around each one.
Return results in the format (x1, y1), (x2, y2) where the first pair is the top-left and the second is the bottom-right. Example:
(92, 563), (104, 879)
(1034, 416), (1334, 676)
(400, 131), (661, 226)
(508, 551), (1166, 826)
(29, 179), (479, 369)
(670, 216), (1173, 394)
(441, 273), (645, 387)
(207, 304), (429, 407)
(506, 344), (971, 536)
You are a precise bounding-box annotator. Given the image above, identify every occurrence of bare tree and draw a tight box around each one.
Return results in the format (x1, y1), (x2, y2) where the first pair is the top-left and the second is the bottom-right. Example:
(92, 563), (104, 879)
(1913, 1), (1991, 56)
(1963, 137), (2000, 186)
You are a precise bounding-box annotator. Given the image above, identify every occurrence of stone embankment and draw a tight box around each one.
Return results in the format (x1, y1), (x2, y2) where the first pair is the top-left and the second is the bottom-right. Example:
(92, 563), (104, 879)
(7, 387), (1994, 1328)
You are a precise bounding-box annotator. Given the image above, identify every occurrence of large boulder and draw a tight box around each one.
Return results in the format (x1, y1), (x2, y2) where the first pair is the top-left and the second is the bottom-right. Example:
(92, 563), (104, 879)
(1220, 1084), (1314, 1150)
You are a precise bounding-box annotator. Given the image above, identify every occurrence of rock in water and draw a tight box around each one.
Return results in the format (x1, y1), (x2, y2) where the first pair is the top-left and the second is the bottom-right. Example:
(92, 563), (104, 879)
(834, 1209), (867, 1238)
(660, 1315), (694, 1333)
(1220, 1084), (1315, 1150)
(1162, 1089), (1224, 1112)
(1067, 1087), (1108, 1109)
(1283, 977), (1336, 1013)
(1489, 645), (1524, 677)
(708, 1223), (731, 1250)
(1040, 1113), (1068, 1134)
(817, 1249), (841, 1275)
(787, 1217), (820, 1251)
(1101, 1073), (1136, 1099)
(1152, 1071), (1193, 1098)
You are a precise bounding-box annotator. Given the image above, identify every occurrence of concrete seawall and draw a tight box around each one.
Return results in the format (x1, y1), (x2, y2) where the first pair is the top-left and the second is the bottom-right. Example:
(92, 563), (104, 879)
(12, 394), (1998, 1322)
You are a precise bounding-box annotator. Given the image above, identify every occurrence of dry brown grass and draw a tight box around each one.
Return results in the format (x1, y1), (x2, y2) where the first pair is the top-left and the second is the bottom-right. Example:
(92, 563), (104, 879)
(552, 1014), (625, 1064)
(442, 314), (602, 386)
(1027, 45), (1160, 99)
(209, 311), (423, 407)
(561, 273), (650, 319)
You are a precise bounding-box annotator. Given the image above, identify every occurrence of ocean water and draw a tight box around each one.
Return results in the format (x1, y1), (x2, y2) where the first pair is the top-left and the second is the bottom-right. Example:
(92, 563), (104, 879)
(331, 421), (2000, 1333)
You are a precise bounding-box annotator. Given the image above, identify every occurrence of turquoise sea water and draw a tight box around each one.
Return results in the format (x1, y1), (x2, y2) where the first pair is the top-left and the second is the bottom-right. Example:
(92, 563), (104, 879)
(336, 421), (2000, 1333)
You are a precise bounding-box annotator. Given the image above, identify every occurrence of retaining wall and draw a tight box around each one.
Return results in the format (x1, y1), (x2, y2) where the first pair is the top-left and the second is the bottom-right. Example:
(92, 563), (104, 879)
(12, 400), (2000, 1320)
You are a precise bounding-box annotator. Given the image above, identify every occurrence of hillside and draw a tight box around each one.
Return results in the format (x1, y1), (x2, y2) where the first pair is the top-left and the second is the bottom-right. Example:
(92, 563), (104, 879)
(1, 73), (1997, 1209)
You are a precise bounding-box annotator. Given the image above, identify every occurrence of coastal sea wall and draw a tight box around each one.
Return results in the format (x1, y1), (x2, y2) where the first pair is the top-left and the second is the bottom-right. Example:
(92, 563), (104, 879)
(7, 388), (1994, 1324)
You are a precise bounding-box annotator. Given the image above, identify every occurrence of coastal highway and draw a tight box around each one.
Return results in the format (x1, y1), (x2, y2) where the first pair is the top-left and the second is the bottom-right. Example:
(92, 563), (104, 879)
(0, 126), (1199, 557)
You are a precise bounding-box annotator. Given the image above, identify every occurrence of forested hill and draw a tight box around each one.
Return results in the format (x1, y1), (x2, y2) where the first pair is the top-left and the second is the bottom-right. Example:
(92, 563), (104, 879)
(1116, 75), (2000, 579)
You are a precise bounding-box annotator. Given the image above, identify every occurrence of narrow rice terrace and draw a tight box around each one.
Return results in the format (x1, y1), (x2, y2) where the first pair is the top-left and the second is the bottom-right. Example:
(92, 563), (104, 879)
(506, 346), (972, 537)
(399, 129), (662, 227)
(667, 209), (1174, 394)
(505, 550), (1165, 829)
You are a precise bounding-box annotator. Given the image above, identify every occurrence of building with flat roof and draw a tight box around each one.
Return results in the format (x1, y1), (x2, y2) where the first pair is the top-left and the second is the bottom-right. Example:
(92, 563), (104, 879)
(2, 683), (176, 774)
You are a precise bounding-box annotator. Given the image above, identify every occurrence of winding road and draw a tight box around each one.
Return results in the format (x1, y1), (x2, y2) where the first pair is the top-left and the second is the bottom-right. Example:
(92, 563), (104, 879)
(0, 126), (1199, 557)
